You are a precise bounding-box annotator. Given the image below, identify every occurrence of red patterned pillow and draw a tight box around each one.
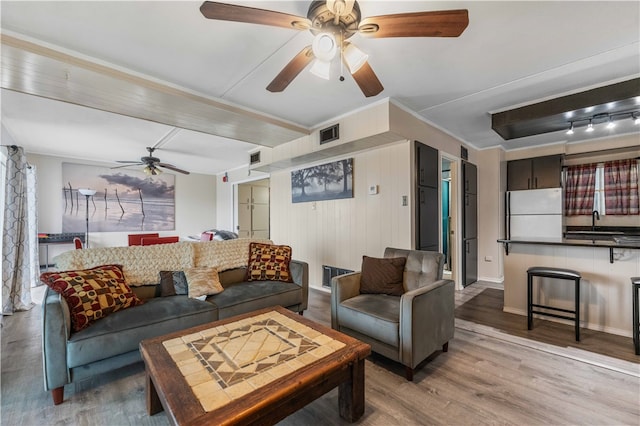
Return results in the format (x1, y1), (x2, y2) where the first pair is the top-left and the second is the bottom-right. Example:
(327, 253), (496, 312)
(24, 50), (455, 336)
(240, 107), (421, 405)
(40, 265), (144, 332)
(246, 242), (293, 282)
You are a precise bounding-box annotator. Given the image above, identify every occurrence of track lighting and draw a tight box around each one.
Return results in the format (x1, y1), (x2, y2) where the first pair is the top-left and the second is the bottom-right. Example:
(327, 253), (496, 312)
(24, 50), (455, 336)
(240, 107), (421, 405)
(566, 122), (574, 135)
(606, 115), (615, 129)
(564, 110), (639, 134)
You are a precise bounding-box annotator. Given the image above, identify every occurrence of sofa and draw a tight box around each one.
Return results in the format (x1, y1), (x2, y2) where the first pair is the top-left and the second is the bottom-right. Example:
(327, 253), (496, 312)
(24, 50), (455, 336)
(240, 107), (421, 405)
(331, 248), (454, 380)
(42, 238), (308, 405)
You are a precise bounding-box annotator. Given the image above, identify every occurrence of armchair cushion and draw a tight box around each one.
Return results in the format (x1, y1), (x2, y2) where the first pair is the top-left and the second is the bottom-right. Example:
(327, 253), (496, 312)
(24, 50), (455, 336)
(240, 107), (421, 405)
(337, 294), (400, 347)
(360, 256), (406, 296)
(40, 265), (143, 332)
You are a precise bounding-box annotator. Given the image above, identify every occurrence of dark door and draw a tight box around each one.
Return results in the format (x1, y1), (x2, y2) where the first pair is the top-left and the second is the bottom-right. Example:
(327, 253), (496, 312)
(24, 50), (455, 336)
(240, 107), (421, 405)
(463, 238), (478, 286)
(415, 141), (439, 252)
(462, 161), (478, 287)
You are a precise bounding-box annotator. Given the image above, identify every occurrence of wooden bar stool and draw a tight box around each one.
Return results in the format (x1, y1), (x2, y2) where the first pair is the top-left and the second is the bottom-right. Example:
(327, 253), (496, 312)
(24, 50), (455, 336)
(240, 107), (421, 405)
(527, 266), (582, 341)
(632, 277), (640, 356)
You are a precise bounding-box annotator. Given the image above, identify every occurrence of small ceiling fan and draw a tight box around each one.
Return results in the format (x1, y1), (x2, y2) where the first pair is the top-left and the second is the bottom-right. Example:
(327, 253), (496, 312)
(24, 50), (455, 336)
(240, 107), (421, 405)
(113, 147), (190, 175)
(200, 0), (469, 97)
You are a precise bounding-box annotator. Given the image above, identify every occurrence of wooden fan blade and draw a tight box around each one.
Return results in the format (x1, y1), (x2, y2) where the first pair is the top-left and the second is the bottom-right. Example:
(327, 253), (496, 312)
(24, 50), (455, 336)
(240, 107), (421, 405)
(158, 163), (190, 175)
(267, 46), (314, 93)
(359, 9), (468, 38)
(116, 160), (143, 164)
(351, 62), (384, 98)
(200, 2), (311, 30)
(111, 163), (142, 169)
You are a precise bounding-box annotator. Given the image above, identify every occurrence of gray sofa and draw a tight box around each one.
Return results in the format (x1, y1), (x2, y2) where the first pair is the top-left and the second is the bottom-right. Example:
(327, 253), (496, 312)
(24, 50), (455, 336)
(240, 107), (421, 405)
(331, 248), (454, 381)
(42, 239), (308, 405)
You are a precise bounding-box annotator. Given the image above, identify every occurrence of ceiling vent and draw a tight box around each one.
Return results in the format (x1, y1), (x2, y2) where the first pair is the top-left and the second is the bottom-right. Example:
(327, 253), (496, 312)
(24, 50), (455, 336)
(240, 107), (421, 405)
(319, 124), (339, 145)
(250, 151), (261, 165)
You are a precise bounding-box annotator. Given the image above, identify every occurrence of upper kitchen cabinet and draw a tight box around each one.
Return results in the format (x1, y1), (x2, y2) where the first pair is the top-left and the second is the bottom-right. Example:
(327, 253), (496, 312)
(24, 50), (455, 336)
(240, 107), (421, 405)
(417, 142), (439, 188)
(507, 154), (562, 191)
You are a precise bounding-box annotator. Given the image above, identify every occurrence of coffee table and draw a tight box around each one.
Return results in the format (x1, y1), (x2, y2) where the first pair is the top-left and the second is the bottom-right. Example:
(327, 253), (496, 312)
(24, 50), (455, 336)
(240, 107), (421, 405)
(139, 306), (371, 425)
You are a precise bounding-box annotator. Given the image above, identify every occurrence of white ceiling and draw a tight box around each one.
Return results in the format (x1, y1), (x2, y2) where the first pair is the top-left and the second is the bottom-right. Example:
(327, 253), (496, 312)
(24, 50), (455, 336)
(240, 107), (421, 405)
(1, 1), (639, 175)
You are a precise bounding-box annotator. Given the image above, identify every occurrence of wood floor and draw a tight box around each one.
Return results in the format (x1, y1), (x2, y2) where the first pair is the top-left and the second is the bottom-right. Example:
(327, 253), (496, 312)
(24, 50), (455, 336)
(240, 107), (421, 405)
(1, 283), (639, 425)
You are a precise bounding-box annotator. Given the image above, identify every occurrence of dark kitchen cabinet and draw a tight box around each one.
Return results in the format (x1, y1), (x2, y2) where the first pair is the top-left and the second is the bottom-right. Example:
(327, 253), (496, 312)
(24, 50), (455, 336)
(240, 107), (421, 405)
(462, 238), (478, 286)
(462, 161), (477, 287)
(415, 142), (439, 251)
(507, 155), (562, 190)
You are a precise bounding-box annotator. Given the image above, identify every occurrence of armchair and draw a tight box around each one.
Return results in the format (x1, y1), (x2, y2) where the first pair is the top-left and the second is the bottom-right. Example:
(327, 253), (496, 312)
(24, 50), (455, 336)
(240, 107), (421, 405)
(331, 248), (454, 381)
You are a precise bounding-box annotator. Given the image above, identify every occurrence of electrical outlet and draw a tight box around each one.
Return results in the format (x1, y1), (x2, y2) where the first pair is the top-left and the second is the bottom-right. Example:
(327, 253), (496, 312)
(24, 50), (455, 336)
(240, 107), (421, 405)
(402, 195), (408, 206)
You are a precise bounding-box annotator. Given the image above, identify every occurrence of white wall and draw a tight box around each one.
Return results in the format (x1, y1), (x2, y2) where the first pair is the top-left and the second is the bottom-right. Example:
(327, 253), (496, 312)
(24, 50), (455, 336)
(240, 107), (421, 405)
(28, 153), (216, 261)
(269, 142), (413, 290)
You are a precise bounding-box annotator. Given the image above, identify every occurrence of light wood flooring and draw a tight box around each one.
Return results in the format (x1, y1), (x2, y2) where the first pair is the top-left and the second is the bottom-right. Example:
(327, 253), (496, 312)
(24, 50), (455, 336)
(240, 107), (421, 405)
(1, 283), (639, 425)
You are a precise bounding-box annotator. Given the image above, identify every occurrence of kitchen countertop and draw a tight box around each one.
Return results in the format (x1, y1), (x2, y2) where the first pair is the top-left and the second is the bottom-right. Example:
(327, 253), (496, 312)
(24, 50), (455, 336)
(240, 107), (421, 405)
(497, 236), (640, 249)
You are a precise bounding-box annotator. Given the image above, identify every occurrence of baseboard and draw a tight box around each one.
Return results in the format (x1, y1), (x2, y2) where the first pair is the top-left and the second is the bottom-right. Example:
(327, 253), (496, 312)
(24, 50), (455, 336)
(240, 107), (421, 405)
(502, 307), (632, 338)
(478, 276), (504, 284)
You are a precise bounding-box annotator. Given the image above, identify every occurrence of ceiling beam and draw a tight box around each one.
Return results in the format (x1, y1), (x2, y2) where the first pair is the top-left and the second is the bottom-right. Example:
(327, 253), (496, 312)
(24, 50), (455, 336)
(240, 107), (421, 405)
(491, 78), (640, 140)
(1, 34), (309, 148)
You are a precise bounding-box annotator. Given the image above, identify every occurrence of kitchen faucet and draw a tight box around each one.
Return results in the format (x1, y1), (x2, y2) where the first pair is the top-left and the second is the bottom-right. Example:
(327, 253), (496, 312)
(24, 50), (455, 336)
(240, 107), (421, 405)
(592, 210), (600, 231)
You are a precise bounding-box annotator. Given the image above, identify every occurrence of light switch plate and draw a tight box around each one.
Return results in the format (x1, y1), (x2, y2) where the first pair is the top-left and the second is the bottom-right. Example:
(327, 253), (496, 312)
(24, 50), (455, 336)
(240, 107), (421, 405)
(368, 185), (378, 195)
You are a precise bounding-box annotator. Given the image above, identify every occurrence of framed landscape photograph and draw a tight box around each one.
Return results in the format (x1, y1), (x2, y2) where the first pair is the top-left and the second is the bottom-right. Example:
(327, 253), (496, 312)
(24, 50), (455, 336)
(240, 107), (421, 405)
(61, 162), (176, 232)
(291, 158), (353, 203)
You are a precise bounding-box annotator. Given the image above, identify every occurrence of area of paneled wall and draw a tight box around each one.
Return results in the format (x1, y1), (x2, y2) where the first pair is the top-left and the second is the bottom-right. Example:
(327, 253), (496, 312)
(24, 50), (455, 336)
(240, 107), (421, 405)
(270, 141), (412, 290)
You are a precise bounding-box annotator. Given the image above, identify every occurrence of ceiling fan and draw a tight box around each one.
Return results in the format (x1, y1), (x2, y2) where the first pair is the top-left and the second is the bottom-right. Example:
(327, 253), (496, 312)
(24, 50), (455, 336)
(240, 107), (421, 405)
(200, 0), (468, 97)
(114, 147), (190, 175)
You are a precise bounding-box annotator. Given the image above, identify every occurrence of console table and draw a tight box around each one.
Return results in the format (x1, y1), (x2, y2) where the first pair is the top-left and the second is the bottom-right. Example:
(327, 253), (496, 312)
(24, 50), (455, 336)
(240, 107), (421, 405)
(38, 233), (85, 270)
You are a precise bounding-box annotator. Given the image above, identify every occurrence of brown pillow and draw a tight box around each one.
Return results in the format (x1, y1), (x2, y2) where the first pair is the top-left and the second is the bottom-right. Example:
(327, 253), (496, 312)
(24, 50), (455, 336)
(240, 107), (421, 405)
(246, 242), (293, 282)
(159, 271), (188, 297)
(40, 264), (144, 332)
(359, 256), (406, 296)
(183, 267), (224, 298)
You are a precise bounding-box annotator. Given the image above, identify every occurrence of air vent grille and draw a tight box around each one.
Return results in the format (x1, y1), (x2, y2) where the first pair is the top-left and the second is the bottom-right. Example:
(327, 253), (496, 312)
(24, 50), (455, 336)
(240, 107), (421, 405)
(319, 124), (339, 145)
(250, 151), (261, 165)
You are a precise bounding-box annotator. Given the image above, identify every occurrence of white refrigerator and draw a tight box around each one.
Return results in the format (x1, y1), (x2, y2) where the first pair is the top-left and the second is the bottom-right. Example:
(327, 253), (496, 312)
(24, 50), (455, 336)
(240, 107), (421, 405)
(506, 188), (563, 239)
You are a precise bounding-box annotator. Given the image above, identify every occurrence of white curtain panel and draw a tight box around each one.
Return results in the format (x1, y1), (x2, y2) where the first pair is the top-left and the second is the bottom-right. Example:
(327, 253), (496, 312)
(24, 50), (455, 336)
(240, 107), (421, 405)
(2, 146), (37, 315)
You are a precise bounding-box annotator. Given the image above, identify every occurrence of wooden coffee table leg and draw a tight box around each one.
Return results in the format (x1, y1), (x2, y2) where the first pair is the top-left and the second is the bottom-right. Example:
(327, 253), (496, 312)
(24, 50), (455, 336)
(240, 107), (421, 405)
(338, 358), (365, 422)
(146, 372), (164, 415)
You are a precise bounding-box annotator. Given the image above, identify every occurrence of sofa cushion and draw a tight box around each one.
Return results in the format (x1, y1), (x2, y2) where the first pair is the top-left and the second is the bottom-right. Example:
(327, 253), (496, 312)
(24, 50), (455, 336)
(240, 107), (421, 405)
(159, 271), (188, 296)
(184, 267), (224, 298)
(66, 296), (218, 368)
(40, 265), (144, 332)
(207, 280), (302, 319)
(246, 242), (293, 282)
(359, 256), (406, 296)
(338, 294), (400, 347)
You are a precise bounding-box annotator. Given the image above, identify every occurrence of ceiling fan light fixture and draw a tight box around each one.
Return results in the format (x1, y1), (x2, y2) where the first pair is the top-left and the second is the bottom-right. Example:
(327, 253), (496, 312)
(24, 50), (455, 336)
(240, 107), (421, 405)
(633, 113), (640, 125)
(343, 42), (368, 73)
(309, 58), (331, 80)
(326, 0), (355, 17)
(312, 33), (338, 61)
(143, 165), (162, 176)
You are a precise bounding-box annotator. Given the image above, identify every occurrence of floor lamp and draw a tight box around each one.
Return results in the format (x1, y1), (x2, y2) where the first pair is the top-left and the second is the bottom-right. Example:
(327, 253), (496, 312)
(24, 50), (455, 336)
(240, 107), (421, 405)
(78, 189), (96, 248)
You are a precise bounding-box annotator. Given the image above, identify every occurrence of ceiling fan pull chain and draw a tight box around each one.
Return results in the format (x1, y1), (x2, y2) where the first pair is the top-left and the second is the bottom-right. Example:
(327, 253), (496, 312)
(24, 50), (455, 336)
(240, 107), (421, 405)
(339, 31), (345, 82)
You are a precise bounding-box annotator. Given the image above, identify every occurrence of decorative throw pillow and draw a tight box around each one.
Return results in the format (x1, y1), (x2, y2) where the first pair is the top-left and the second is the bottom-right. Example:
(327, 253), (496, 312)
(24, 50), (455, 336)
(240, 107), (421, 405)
(183, 267), (224, 298)
(359, 256), (407, 296)
(159, 271), (188, 297)
(40, 264), (144, 332)
(246, 242), (293, 282)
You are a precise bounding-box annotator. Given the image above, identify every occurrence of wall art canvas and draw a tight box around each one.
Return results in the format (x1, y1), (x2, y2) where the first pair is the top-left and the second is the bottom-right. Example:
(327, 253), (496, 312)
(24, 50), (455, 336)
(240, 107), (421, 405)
(291, 158), (353, 203)
(61, 162), (175, 233)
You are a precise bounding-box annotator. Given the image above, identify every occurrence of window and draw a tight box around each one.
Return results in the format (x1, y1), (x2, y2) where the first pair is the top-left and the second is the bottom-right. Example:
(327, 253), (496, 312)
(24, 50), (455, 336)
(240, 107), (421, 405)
(593, 164), (606, 215)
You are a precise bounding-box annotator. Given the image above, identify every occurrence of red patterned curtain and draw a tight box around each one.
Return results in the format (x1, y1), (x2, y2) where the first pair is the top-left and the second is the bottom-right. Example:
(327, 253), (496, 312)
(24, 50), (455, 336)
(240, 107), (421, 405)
(564, 163), (597, 215)
(604, 159), (639, 215)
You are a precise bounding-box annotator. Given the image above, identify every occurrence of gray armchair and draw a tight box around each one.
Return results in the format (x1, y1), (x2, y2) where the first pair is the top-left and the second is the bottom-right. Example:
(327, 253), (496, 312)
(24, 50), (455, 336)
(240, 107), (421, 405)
(331, 248), (454, 381)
